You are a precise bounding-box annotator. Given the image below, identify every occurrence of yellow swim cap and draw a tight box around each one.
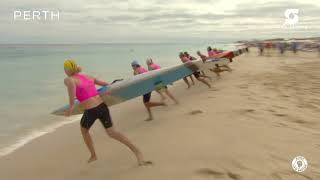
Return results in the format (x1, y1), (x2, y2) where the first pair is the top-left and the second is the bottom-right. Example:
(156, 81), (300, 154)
(64, 59), (77, 70)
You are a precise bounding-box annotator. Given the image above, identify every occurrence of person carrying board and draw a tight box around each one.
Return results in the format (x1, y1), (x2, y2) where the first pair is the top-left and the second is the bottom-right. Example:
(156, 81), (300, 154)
(179, 52), (211, 88)
(131, 60), (166, 121)
(197, 51), (231, 78)
(146, 58), (179, 104)
(63, 59), (151, 165)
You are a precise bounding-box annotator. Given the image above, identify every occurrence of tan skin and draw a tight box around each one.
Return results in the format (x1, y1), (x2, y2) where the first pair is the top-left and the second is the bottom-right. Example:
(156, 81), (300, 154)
(132, 66), (166, 121)
(197, 51), (232, 77)
(179, 54), (211, 88)
(179, 53), (194, 89)
(147, 62), (179, 104)
(64, 68), (151, 165)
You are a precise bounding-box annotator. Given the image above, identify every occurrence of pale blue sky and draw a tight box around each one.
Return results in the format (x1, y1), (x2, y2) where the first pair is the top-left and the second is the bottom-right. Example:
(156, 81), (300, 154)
(1, 0), (319, 43)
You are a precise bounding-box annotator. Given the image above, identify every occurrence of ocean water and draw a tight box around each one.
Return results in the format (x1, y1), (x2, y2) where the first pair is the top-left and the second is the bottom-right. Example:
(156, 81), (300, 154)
(0, 42), (236, 156)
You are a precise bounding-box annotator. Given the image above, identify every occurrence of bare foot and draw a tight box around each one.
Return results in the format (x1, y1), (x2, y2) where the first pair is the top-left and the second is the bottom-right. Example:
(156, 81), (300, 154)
(135, 151), (153, 166)
(139, 161), (153, 166)
(87, 156), (97, 163)
(145, 117), (153, 121)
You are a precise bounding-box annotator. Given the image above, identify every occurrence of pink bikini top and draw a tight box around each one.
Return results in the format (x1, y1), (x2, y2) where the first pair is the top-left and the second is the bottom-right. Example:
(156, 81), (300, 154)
(136, 66), (148, 74)
(148, 63), (161, 70)
(74, 73), (99, 102)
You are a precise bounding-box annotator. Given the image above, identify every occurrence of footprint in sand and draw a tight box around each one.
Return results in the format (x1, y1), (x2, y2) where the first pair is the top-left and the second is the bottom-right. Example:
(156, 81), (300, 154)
(245, 109), (255, 113)
(273, 113), (287, 117)
(273, 105), (287, 110)
(267, 109), (276, 113)
(226, 172), (242, 180)
(275, 122), (288, 127)
(196, 168), (225, 177)
(270, 171), (313, 180)
(292, 119), (307, 124)
(189, 110), (204, 115)
(240, 109), (256, 114)
(195, 168), (241, 180)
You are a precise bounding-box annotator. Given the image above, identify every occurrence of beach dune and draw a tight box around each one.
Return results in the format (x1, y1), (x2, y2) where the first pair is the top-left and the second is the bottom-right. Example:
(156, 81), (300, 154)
(0, 48), (319, 180)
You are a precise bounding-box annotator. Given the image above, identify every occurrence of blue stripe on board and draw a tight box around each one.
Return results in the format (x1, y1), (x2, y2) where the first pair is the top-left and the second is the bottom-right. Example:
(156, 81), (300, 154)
(110, 64), (193, 99)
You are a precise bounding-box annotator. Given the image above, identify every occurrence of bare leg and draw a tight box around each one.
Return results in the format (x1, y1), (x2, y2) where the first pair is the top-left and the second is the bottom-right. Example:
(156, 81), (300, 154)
(210, 67), (222, 78)
(183, 77), (191, 89)
(105, 127), (152, 166)
(199, 74), (212, 81)
(189, 75), (195, 85)
(145, 104), (153, 121)
(164, 89), (179, 104)
(156, 90), (166, 101)
(196, 77), (211, 88)
(81, 127), (97, 163)
(144, 102), (166, 121)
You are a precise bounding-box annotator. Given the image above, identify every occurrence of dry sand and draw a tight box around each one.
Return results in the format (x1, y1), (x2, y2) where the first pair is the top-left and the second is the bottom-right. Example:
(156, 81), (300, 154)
(0, 48), (319, 180)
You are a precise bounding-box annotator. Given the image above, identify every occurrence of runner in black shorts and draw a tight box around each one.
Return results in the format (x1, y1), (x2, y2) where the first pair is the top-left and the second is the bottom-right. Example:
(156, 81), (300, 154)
(183, 51), (212, 88)
(193, 71), (201, 78)
(143, 92), (152, 103)
(131, 60), (166, 121)
(63, 59), (151, 165)
(80, 103), (113, 129)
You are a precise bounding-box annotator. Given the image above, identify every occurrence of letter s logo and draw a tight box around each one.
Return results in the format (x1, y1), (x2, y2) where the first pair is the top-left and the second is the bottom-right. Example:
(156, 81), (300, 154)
(284, 9), (299, 26)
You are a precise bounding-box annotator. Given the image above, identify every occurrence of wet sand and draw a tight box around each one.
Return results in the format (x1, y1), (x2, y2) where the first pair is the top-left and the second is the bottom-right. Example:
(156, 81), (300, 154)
(0, 48), (319, 180)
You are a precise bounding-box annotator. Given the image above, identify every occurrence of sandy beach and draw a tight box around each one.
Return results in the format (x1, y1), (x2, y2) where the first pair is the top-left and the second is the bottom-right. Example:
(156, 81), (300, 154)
(0, 48), (319, 180)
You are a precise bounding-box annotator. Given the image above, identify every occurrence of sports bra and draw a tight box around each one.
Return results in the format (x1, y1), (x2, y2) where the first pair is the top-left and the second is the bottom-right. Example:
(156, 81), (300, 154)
(74, 73), (99, 102)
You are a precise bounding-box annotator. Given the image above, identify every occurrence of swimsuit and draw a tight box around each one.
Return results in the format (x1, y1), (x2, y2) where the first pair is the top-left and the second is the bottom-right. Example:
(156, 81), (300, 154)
(148, 63), (161, 70)
(74, 73), (112, 129)
(74, 73), (99, 102)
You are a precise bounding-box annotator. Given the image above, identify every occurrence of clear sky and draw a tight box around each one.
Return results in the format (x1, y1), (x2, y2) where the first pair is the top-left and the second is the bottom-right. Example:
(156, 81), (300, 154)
(1, 0), (319, 43)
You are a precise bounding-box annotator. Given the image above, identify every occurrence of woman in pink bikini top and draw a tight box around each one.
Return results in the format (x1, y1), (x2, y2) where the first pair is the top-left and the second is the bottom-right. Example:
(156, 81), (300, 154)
(63, 59), (150, 165)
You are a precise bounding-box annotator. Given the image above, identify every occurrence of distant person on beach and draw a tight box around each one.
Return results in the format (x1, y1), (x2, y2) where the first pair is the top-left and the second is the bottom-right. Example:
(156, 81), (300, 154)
(179, 52), (194, 88)
(63, 59), (151, 165)
(184, 51), (211, 79)
(131, 60), (166, 121)
(199, 50), (232, 71)
(146, 58), (179, 104)
(292, 42), (298, 54)
(207, 46), (219, 57)
(183, 52), (197, 60)
(179, 52), (211, 88)
(258, 42), (264, 55)
(197, 51), (231, 77)
(278, 42), (285, 55)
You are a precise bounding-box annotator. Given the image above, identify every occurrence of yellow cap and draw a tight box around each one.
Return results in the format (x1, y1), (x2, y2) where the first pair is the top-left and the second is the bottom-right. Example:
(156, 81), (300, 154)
(64, 59), (77, 70)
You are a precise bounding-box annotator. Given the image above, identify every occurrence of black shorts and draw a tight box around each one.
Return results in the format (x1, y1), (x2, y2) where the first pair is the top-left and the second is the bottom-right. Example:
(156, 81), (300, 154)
(143, 92), (152, 103)
(193, 71), (200, 78)
(80, 103), (113, 129)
